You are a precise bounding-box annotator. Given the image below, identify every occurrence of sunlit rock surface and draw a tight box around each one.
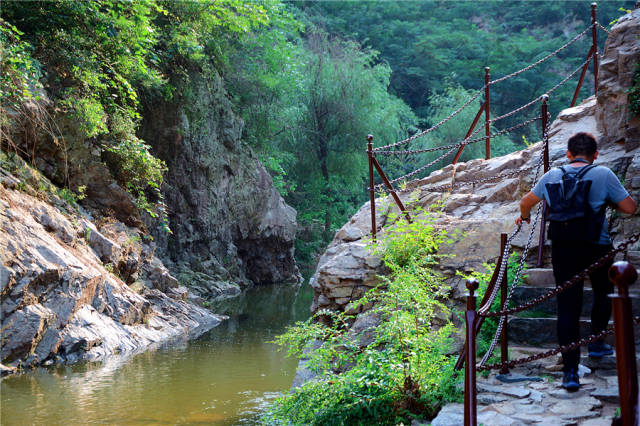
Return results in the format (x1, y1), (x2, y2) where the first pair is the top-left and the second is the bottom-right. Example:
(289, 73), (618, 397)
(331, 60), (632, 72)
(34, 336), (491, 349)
(0, 179), (224, 370)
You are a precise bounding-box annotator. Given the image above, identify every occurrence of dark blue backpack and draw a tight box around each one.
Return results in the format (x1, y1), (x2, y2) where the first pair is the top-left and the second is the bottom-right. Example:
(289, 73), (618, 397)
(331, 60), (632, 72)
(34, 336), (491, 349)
(545, 165), (606, 242)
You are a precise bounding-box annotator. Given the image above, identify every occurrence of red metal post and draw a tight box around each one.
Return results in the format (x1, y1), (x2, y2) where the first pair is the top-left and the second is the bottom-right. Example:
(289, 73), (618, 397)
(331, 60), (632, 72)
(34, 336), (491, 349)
(453, 102), (485, 165)
(499, 233), (510, 374)
(367, 135), (376, 241)
(536, 95), (550, 268)
(484, 67), (491, 160)
(371, 157), (412, 223)
(571, 46), (594, 107)
(464, 278), (479, 426)
(591, 3), (599, 95)
(609, 261), (639, 426)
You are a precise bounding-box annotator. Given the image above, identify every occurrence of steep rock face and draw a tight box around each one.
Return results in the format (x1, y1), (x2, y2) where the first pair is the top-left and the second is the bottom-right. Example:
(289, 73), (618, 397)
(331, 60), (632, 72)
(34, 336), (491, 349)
(140, 73), (300, 298)
(310, 11), (640, 315)
(596, 9), (640, 149)
(0, 170), (224, 371)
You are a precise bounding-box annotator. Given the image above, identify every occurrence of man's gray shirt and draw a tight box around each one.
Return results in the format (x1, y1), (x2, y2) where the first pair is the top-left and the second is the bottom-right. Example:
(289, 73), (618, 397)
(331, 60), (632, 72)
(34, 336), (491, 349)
(532, 164), (629, 245)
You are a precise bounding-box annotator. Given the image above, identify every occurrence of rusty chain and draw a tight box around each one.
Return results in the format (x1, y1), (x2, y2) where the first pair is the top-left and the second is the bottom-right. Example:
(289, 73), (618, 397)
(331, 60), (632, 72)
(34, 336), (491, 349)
(490, 53), (594, 125)
(373, 127), (485, 156)
(373, 146), (459, 192)
(478, 316), (640, 371)
(371, 24), (592, 153)
(478, 115), (551, 366)
(596, 21), (611, 35)
(490, 24), (593, 86)
(479, 232), (640, 319)
(375, 115), (540, 158)
(372, 88), (484, 152)
(372, 116), (542, 191)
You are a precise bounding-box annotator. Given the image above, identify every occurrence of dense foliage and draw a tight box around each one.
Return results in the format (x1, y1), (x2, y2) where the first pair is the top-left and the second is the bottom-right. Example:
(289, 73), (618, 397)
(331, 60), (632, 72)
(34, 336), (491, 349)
(267, 207), (461, 424)
(1, 1), (634, 262)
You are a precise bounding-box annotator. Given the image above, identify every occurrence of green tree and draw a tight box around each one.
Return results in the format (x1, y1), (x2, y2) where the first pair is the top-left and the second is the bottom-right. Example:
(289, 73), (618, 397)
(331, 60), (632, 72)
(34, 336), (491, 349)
(290, 32), (415, 240)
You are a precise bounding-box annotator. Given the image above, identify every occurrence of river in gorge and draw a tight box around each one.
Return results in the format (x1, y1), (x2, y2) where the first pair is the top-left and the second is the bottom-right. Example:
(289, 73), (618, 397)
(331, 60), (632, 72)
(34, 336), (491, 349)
(1, 282), (313, 425)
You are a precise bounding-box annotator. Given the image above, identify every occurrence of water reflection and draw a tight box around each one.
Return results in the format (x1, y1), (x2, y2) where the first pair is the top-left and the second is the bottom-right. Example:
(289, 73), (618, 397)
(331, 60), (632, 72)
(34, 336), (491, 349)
(1, 282), (313, 425)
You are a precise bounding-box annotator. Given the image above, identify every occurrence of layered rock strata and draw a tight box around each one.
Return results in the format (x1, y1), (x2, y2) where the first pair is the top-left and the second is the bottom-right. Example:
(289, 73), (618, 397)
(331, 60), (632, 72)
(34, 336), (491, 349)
(0, 167), (224, 372)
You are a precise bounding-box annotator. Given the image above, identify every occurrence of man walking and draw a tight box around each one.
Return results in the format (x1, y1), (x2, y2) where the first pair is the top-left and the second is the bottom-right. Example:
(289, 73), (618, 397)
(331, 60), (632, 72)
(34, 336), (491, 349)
(515, 132), (637, 391)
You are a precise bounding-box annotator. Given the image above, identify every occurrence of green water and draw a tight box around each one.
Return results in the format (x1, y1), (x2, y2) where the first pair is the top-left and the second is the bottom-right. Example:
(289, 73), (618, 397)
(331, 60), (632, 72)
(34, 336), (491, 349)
(1, 283), (313, 425)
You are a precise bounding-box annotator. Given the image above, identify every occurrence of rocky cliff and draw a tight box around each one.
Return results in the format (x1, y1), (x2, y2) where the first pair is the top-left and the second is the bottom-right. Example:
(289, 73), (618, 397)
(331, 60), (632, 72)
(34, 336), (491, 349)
(309, 9), (640, 316)
(139, 73), (300, 300)
(0, 159), (224, 373)
(1, 58), (299, 372)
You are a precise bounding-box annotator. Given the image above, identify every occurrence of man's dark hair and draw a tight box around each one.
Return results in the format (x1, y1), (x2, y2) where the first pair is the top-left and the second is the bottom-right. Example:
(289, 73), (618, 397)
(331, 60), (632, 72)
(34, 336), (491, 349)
(567, 132), (598, 157)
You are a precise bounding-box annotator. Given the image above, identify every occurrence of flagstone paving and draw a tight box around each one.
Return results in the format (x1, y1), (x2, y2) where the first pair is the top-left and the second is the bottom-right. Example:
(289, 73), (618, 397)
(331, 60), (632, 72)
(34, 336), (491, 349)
(424, 346), (636, 425)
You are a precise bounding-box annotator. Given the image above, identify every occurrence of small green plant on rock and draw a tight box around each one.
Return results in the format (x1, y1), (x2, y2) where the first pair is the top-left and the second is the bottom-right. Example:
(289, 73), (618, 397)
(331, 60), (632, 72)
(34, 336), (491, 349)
(267, 206), (461, 425)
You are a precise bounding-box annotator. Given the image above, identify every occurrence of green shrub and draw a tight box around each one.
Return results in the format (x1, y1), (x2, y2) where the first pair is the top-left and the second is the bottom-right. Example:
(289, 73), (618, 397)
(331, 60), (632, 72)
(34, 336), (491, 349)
(267, 207), (462, 425)
(103, 138), (170, 232)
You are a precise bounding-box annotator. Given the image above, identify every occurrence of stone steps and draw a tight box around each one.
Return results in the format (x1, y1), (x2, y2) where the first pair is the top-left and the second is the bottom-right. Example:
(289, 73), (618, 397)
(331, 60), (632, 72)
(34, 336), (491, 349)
(508, 317), (640, 346)
(511, 286), (640, 317)
(521, 267), (640, 288)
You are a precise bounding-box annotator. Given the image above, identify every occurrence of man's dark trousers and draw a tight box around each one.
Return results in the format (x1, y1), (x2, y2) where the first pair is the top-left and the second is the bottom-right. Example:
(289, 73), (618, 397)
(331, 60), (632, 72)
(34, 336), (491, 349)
(551, 241), (614, 371)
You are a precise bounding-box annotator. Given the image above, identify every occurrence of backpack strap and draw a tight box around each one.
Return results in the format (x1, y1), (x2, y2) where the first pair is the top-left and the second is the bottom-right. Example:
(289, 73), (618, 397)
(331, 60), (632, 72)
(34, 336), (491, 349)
(575, 164), (596, 179)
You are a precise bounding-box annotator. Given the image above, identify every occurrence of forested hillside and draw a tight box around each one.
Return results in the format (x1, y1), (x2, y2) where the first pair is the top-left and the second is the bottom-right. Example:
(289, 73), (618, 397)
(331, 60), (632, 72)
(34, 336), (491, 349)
(1, 1), (632, 270)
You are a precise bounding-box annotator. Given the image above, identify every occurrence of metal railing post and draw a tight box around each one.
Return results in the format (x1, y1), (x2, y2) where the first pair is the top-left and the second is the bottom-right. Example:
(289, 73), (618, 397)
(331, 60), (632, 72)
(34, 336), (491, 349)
(499, 233), (510, 374)
(464, 278), (479, 426)
(591, 3), (599, 95)
(536, 94), (550, 268)
(484, 67), (491, 160)
(609, 261), (639, 426)
(367, 135), (376, 241)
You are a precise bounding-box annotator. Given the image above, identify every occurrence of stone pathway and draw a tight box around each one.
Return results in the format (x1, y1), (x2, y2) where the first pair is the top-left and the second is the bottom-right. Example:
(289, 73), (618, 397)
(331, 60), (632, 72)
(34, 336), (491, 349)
(426, 346), (632, 425)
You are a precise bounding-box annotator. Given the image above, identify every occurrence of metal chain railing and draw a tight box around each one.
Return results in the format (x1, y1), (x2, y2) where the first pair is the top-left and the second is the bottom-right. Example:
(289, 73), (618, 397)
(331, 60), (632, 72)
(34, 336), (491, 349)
(372, 89), (485, 152)
(490, 24), (593, 85)
(596, 21), (611, 35)
(478, 316), (640, 372)
(372, 116), (541, 191)
(478, 115), (551, 366)
(490, 53), (594, 125)
(373, 127), (485, 156)
(479, 232), (640, 319)
(371, 23), (593, 153)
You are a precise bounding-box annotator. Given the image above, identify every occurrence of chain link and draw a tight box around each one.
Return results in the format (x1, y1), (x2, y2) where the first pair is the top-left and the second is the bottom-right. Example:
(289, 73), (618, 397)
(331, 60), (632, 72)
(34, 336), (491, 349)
(478, 316), (640, 371)
(490, 53), (594, 125)
(478, 116), (550, 366)
(373, 127), (485, 156)
(490, 24), (593, 86)
(372, 116), (541, 191)
(596, 21), (611, 35)
(371, 24), (592, 153)
(372, 89), (485, 152)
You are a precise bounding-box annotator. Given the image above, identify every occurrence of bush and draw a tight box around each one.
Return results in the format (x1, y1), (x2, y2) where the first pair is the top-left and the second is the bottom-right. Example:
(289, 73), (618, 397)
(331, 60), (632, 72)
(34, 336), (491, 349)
(103, 138), (170, 232)
(266, 207), (462, 425)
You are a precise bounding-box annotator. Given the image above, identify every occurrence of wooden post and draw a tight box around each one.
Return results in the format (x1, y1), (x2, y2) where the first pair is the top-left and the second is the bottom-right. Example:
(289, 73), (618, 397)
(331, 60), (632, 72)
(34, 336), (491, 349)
(484, 67), (491, 160)
(499, 233), (510, 374)
(591, 3), (599, 95)
(464, 278), (479, 426)
(367, 135), (376, 241)
(536, 94), (549, 268)
(609, 261), (639, 426)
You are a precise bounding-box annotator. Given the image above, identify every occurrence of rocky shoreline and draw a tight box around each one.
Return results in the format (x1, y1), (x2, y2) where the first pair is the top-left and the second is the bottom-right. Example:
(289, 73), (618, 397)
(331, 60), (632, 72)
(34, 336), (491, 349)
(0, 164), (226, 375)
